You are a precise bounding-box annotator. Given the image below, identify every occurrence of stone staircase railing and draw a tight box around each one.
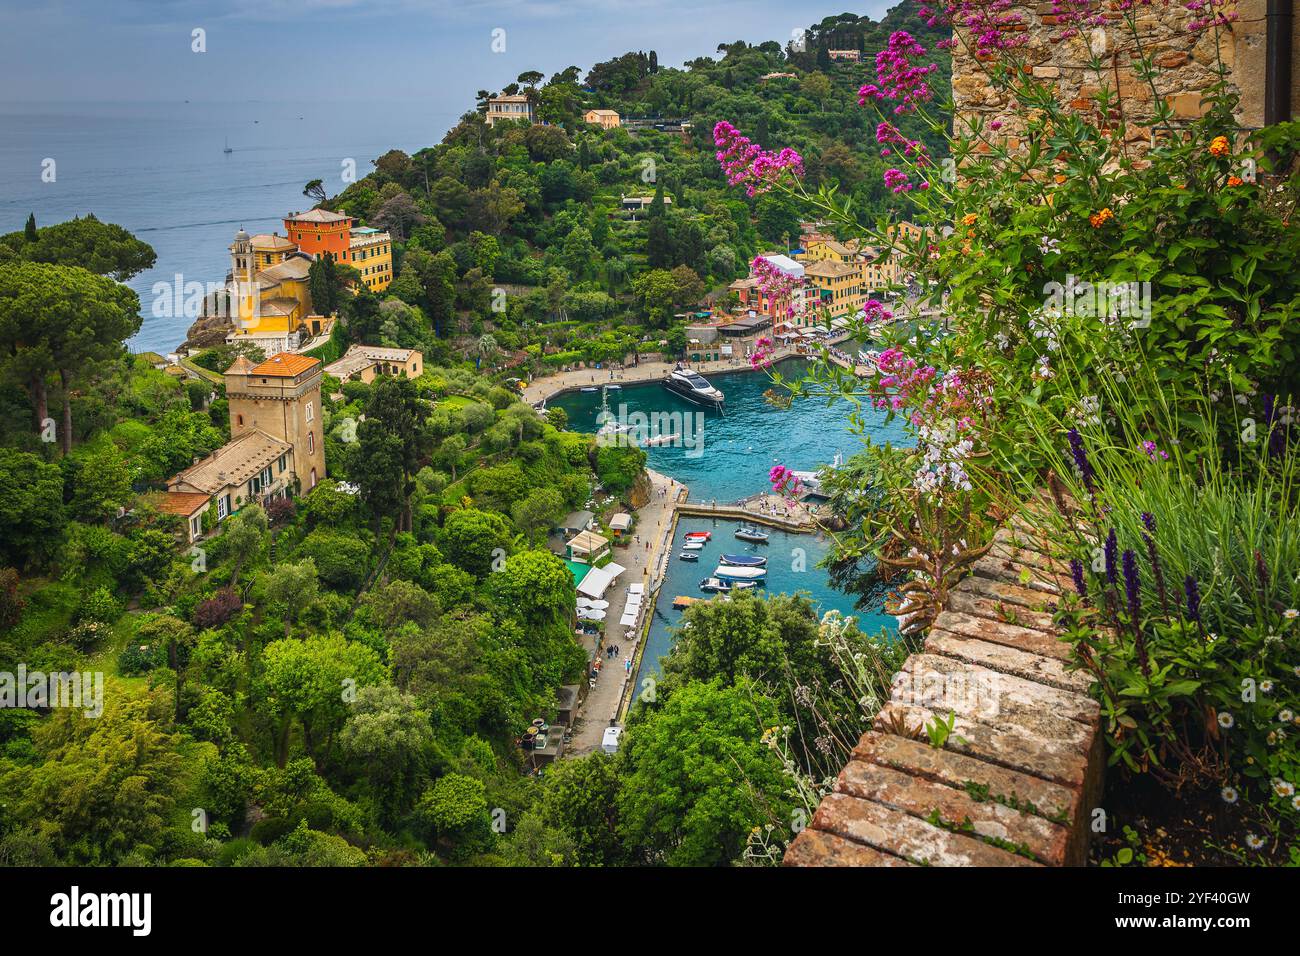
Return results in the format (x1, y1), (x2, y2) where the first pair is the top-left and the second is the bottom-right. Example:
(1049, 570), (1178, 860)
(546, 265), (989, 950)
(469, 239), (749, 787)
(784, 522), (1106, 867)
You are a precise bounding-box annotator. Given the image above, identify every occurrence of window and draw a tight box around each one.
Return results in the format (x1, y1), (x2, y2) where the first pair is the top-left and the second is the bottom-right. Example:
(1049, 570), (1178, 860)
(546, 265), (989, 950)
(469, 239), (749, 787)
(190, 515), (202, 538)
(218, 495), (230, 520)
(236, 413), (244, 426)
(307, 432), (315, 454)
(278, 453), (287, 473)
(305, 401), (314, 423)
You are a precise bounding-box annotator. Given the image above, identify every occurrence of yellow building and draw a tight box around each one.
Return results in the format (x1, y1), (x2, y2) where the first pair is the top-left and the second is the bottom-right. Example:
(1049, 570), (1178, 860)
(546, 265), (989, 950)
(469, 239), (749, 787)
(348, 227), (393, 292)
(223, 228), (335, 352)
(325, 344), (422, 383)
(800, 231), (913, 296)
(486, 94), (535, 126)
(803, 259), (864, 319)
(165, 352), (326, 532)
(583, 108), (621, 129)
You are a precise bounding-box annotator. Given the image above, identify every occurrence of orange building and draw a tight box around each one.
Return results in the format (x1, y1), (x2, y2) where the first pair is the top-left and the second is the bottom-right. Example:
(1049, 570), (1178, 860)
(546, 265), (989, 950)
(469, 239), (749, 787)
(283, 208), (353, 260)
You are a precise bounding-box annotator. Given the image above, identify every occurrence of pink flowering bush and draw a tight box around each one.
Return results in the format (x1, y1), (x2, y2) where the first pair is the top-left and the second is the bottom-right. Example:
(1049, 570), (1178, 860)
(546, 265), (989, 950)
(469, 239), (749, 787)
(714, 0), (1300, 855)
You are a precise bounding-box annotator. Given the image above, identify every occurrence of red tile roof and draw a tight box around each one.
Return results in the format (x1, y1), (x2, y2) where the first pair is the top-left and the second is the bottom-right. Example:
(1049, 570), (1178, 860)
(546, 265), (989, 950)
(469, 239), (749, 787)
(249, 353), (320, 377)
(155, 491), (211, 516)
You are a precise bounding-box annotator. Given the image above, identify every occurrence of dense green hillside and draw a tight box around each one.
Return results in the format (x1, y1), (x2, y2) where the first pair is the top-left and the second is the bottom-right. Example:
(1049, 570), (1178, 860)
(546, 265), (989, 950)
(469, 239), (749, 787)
(323, 6), (949, 367)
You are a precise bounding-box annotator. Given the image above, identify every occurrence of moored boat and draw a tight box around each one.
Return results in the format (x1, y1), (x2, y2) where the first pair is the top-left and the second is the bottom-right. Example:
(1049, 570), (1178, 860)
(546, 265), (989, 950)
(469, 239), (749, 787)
(713, 565), (766, 581)
(678, 551), (700, 562)
(734, 526), (770, 543)
(684, 531), (711, 540)
(699, 577), (732, 593)
(663, 365), (725, 408)
(719, 553), (766, 567)
(682, 541), (705, 551)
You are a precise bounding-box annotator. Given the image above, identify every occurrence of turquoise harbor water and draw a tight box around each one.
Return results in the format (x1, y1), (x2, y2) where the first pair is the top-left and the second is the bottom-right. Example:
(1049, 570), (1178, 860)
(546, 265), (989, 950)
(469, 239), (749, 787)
(548, 359), (909, 687)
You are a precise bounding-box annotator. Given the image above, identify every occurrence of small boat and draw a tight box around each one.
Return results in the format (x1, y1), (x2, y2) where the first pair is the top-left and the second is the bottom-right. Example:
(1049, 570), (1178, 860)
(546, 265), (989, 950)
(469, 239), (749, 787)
(682, 541), (705, 551)
(606, 383), (621, 389)
(678, 551), (700, 562)
(713, 565), (767, 581)
(581, 387), (599, 393)
(684, 531), (711, 540)
(223, 137), (233, 154)
(719, 553), (766, 567)
(732, 581), (758, 591)
(735, 526), (770, 543)
(699, 577), (732, 593)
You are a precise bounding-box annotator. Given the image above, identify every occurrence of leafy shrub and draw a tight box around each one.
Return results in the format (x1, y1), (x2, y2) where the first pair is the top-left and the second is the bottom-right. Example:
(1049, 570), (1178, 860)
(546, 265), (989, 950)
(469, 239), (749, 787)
(118, 640), (168, 676)
(67, 619), (109, 652)
(193, 588), (243, 630)
(76, 586), (120, 625)
(264, 496), (296, 526)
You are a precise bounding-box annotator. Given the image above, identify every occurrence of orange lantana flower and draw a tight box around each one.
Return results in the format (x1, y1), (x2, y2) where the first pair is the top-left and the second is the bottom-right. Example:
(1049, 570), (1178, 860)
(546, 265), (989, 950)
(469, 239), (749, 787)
(1227, 176), (1244, 187)
(1089, 208), (1115, 229)
(1209, 135), (1230, 158)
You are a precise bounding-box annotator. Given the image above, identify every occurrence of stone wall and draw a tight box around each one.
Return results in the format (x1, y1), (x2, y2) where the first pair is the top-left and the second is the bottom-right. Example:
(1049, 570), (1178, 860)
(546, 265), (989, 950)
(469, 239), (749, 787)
(952, 1), (1293, 154)
(783, 521), (1107, 866)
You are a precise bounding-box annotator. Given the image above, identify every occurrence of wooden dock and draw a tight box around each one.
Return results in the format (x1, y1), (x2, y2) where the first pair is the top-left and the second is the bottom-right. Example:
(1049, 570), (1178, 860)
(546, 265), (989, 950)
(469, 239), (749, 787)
(671, 501), (818, 534)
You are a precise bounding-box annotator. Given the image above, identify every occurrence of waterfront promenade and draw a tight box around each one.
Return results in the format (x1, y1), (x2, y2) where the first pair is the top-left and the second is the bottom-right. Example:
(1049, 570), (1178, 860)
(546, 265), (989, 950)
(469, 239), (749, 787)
(566, 468), (684, 755)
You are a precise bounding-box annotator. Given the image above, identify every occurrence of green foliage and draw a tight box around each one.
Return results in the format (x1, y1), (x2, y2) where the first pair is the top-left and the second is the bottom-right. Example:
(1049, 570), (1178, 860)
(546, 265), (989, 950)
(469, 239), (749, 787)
(617, 678), (791, 866)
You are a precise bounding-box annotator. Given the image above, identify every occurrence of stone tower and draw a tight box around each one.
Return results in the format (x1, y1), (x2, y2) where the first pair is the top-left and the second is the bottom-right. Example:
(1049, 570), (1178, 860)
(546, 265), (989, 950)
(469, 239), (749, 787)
(224, 352), (326, 493)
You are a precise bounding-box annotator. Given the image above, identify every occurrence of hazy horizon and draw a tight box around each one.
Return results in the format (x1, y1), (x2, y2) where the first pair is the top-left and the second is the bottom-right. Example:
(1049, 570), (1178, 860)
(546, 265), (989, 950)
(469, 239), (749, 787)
(0, 1), (894, 127)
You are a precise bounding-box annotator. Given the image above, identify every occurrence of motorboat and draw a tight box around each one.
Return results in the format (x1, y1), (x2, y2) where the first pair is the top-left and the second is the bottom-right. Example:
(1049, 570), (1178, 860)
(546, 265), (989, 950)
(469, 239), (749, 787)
(663, 365), (724, 408)
(719, 553), (766, 567)
(684, 531), (711, 540)
(713, 565), (767, 581)
(699, 577), (732, 593)
(682, 541), (705, 551)
(731, 580), (759, 590)
(734, 526), (770, 543)
(679, 551), (700, 562)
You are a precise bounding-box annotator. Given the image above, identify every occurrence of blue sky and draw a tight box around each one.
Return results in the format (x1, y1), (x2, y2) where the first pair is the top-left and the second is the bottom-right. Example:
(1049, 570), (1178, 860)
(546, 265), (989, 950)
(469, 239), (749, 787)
(0, 1), (893, 121)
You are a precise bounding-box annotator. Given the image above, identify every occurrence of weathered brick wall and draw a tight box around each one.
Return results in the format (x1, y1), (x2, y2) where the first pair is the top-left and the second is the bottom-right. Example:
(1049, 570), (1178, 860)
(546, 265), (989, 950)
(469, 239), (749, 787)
(952, 1), (1292, 153)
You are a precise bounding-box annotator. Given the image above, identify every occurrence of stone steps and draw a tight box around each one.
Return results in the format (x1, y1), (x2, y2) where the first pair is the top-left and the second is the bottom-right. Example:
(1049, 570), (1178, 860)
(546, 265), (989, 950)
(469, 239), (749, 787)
(783, 524), (1105, 867)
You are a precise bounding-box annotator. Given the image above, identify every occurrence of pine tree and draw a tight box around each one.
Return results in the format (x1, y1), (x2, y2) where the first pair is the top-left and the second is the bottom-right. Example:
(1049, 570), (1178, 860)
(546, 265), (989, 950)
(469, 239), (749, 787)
(24, 213), (37, 242)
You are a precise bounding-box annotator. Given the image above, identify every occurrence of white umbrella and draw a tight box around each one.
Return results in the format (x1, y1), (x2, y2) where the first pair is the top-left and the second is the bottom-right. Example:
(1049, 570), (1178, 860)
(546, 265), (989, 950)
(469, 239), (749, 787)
(588, 600), (610, 610)
(579, 609), (607, 621)
(576, 598), (594, 608)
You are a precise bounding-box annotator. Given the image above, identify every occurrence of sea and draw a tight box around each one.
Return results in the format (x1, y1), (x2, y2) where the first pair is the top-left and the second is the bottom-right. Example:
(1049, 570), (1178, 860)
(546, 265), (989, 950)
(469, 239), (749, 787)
(0, 99), (439, 355)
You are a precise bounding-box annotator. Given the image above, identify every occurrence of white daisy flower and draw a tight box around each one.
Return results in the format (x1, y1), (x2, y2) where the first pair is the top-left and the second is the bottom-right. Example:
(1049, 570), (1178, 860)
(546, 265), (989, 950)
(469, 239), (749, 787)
(1218, 712), (1235, 729)
(1261, 680), (1274, 694)
(1220, 786), (1239, 804)
(1246, 833), (1266, 850)
(1280, 709), (1294, 723)
(1272, 779), (1295, 798)
(1285, 609), (1299, 620)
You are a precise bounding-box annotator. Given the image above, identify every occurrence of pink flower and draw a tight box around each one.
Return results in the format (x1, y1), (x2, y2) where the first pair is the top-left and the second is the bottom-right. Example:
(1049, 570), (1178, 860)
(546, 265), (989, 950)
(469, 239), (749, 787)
(714, 121), (804, 197)
(884, 168), (915, 193)
(862, 299), (894, 323)
(1141, 440), (1169, 462)
(862, 31), (938, 116)
(770, 464), (802, 497)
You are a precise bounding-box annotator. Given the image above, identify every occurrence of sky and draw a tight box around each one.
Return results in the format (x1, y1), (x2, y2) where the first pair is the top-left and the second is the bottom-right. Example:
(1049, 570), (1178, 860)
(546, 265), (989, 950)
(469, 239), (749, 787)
(0, 0), (894, 124)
